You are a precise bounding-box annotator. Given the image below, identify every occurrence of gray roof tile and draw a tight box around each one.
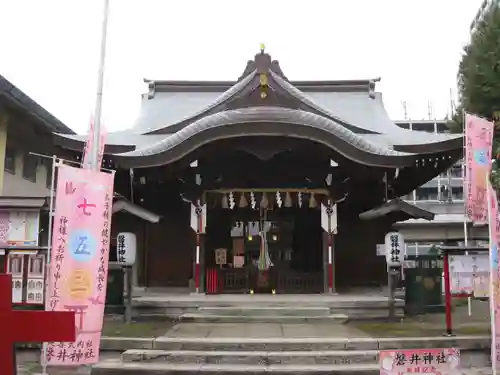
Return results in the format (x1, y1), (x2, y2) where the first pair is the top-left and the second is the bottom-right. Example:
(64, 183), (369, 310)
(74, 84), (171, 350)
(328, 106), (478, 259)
(119, 107), (413, 159)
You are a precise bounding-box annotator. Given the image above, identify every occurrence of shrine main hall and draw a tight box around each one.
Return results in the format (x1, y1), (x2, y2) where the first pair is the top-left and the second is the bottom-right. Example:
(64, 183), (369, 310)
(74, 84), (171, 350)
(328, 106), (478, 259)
(53, 48), (463, 294)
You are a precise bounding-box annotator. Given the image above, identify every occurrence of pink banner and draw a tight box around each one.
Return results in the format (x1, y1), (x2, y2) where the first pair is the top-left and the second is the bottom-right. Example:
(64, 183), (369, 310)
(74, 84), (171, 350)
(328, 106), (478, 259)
(82, 117), (106, 170)
(488, 181), (500, 370)
(81, 117), (94, 169)
(465, 113), (494, 223)
(379, 348), (459, 375)
(45, 164), (115, 365)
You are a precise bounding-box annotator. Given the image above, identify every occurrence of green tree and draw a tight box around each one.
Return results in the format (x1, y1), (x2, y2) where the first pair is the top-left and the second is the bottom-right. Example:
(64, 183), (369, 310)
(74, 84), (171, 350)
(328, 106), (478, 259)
(453, 5), (500, 186)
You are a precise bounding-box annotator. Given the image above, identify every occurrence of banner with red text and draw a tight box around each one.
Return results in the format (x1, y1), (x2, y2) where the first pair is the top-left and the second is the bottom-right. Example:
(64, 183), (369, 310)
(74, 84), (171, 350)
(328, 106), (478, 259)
(465, 113), (494, 223)
(81, 118), (94, 169)
(488, 181), (500, 371)
(45, 164), (115, 365)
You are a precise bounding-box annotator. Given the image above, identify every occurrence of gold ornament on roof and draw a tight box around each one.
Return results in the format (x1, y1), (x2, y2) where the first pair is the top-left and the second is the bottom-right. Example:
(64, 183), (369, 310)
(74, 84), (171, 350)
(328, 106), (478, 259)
(259, 73), (268, 100)
(260, 73), (268, 86)
(260, 43), (265, 53)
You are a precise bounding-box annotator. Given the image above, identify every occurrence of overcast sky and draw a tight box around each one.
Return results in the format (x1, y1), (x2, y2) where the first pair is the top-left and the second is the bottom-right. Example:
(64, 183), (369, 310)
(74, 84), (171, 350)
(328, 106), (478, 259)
(0, 0), (482, 134)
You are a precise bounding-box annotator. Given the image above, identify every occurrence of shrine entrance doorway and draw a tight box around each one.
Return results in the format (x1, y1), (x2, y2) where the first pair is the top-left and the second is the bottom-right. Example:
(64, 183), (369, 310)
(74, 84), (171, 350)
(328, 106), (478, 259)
(204, 201), (324, 294)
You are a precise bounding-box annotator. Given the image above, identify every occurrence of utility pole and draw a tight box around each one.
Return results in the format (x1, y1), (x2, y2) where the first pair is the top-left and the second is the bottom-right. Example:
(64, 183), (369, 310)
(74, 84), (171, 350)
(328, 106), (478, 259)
(90, 0), (110, 170)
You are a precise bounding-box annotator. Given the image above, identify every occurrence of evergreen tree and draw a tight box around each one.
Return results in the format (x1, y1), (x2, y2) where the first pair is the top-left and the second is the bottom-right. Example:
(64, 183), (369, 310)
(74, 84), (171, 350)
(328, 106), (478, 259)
(453, 5), (500, 185)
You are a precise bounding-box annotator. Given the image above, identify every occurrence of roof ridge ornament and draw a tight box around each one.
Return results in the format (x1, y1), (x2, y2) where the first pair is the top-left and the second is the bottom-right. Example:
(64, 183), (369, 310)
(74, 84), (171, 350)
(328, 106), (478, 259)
(368, 77), (381, 99)
(237, 44), (287, 80)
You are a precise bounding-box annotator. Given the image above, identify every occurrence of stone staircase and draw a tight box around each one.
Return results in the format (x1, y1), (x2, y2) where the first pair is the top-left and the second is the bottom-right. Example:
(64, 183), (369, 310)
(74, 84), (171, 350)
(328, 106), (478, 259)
(133, 294), (404, 320)
(179, 305), (349, 323)
(91, 336), (491, 374)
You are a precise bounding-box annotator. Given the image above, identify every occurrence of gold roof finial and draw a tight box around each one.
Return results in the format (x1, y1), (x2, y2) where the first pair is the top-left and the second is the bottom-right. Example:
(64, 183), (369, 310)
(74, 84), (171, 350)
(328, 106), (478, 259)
(260, 43), (265, 53)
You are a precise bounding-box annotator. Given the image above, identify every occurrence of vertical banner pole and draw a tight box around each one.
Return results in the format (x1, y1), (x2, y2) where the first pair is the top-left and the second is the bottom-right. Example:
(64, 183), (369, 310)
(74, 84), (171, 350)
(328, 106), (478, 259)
(486, 167), (497, 375)
(41, 156), (57, 375)
(443, 250), (453, 335)
(388, 263), (395, 320)
(125, 266), (133, 324)
(462, 111), (472, 316)
(90, 0), (110, 170)
(195, 200), (202, 294)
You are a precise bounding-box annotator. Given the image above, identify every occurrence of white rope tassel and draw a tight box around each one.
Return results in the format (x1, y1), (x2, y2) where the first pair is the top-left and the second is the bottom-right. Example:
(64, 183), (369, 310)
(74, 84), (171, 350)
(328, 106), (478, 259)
(229, 191), (235, 210)
(250, 192), (256, 210)
(276, 191), (282, 208)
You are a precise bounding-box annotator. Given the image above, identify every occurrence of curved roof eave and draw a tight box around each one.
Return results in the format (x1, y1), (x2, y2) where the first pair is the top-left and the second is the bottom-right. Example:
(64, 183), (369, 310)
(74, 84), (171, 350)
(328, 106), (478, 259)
(393, 136), (463, 154)
(53, 133), (135, 154)
(113, 106), (417, 169)
(362, 133), (464, 154)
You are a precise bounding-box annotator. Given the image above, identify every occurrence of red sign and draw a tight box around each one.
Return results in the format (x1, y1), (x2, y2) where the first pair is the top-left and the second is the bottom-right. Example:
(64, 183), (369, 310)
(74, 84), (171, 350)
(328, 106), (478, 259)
(0, 273), (75, 374)
(380, 348), (460, 375)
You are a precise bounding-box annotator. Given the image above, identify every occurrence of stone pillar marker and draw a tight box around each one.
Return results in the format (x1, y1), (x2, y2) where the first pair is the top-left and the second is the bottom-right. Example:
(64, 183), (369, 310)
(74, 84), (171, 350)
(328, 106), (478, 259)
(0, 273), (76, 374)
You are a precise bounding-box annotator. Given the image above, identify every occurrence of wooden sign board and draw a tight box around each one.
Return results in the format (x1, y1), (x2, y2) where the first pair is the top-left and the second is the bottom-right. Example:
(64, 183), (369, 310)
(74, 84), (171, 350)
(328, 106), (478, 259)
(215, 248), (227, 265)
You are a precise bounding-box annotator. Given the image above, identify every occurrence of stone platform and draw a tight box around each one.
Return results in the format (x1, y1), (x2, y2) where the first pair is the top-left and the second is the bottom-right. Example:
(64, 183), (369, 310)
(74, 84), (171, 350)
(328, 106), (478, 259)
(92, 328), (491, 375)
(133, 293), (404, 321)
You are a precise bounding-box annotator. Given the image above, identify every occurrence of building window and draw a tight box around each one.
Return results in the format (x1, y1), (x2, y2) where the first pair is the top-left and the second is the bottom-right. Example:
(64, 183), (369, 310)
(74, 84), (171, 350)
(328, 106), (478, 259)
(22, 153), (38, 182)
(45, 159), (53, 188)
(452, 186), (464, 201)
(4, 147), (15, 174)
(450, 164), (463, 178)
(402, 193), (414, 201)
(415, 187), (438, 201)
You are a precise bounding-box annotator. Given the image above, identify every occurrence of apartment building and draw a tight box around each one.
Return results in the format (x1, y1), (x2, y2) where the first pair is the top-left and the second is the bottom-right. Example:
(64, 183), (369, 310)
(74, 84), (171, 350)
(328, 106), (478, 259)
(393, 119), (488, 255)
(0, 75), (75, 199)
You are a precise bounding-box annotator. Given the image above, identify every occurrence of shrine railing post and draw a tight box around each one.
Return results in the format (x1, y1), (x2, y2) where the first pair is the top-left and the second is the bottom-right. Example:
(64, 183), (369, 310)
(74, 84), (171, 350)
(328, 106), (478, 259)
(443, 249), (453, 336)
(0, 273), (76, 375)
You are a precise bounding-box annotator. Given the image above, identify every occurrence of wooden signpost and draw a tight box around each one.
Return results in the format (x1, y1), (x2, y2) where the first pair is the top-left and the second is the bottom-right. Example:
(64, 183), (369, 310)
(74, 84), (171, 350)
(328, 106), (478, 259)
(0, 273), (76, 374)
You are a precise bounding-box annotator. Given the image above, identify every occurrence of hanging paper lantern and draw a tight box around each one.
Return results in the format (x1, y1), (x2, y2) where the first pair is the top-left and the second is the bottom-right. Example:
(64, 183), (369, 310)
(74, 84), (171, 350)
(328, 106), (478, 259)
(260, 193), (269, 209)
(284, 192), (292, 208)
(309, 193), (317, 208)
(221, 194), (229, 209)
(239, 193), (248, 208)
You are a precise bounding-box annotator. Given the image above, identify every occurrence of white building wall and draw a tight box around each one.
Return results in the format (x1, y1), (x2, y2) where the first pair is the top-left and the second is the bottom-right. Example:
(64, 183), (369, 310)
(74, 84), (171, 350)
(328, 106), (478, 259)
(2, 153), (49, 197)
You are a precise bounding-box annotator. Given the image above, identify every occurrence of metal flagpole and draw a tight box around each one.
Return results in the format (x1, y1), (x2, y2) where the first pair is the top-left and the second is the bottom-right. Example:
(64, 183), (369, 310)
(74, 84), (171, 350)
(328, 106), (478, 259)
(90, 0), (110, 171)
(486, 163), (497, 375)
(462, 110), (472, 316)
(41, 155), (58, 375)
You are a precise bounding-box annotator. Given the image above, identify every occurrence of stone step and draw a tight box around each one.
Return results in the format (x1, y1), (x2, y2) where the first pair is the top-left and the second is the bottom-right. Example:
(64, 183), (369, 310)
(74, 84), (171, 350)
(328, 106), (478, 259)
(153, 336), (490, 352)
(122, 349), (379, 365)
(197, 306), (331, 316)
(178, 313), (349, 324)
(92, 359), (380, 374)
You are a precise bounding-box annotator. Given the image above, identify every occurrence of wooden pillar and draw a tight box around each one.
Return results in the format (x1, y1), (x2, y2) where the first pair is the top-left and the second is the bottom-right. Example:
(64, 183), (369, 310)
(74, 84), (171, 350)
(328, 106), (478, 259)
(328, 232), (335, 293)
(0, 113), (8, 195)
(199, 234), (205, 293)
(322, 232), (328, 293)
